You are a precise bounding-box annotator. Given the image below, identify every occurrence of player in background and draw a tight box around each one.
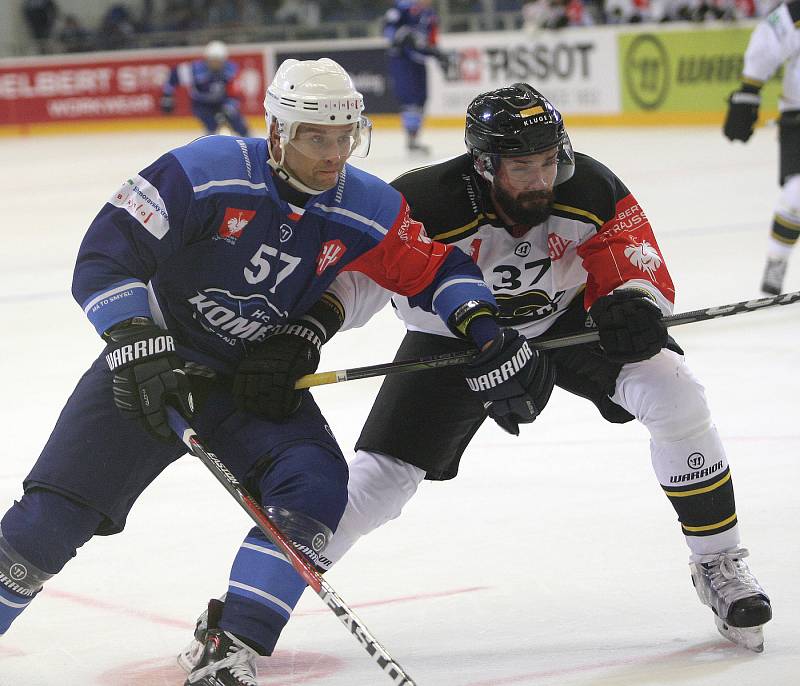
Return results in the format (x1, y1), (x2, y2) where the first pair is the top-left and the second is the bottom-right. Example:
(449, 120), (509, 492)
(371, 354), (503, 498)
(315, 84), (770, 652)
(384, 0), (446, 154)
(723, 0), (800, 294)
(160, 39), (250, 136)
(0, 59), (556, 686)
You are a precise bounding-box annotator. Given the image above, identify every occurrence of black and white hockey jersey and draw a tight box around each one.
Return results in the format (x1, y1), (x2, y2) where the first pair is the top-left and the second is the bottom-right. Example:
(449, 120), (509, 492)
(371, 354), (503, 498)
(340, 152), (676, 340)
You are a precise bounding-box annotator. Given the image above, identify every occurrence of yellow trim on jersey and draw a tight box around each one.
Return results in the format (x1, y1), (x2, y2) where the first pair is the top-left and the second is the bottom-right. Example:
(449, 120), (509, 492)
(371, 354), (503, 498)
(434, 212), (497, 241)
(682, 512), (737, 533)
(552, 203), (603, 228)
(664, 472), (731, 498)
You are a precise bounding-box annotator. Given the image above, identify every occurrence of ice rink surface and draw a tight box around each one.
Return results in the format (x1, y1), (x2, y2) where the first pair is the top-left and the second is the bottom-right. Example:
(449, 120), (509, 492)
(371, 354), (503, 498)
(0, 123), (798, 685)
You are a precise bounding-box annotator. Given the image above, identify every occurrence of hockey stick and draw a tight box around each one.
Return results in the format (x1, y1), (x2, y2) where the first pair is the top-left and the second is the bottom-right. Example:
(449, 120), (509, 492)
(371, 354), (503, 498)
(296, 289), (800, 389)
(165, 407), (417, 686)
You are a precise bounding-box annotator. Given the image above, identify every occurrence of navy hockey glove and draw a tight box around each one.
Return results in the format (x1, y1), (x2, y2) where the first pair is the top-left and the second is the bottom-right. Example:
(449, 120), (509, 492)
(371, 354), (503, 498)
(723, 86), (760, 142)
(104, 318), (193, 442)
(159, 94), (175, 114)
(233, 321), (323, 421)
(590, 290), (667, 363)
(465, 329), (555, 436)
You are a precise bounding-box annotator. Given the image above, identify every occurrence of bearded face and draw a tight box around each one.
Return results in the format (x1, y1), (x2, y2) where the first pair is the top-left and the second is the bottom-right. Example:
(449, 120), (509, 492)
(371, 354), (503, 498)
(492, 183), (555, 227)
(489, 149), (559, 227)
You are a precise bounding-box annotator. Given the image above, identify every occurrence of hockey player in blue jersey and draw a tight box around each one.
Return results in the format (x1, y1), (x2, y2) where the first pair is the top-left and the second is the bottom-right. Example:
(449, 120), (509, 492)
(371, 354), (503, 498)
(0, 58), (556, 686)
(384, 0), (445, 154)
(160, 39), (250, 136)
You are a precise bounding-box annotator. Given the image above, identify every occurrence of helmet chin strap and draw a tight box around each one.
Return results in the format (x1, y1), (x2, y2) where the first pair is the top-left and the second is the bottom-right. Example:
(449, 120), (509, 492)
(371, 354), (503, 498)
(266, 136), (331, 196)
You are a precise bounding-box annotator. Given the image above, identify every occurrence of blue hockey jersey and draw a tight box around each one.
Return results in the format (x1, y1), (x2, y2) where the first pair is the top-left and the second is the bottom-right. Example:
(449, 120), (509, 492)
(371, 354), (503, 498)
(384, 0), (440, 63)
(162, 59), (239, 106)
(72, 135), (495, 374)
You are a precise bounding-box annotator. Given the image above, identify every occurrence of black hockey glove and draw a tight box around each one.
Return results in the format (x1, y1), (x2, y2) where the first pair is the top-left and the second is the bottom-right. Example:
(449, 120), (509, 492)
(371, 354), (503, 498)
(159, 94), (175, 114)
(233, 321), (323, 421)
(464, 329), (555, 436)
(104, 318), (193, 442)
(723, 86), (760, 142)
(590, 290), (667, 363)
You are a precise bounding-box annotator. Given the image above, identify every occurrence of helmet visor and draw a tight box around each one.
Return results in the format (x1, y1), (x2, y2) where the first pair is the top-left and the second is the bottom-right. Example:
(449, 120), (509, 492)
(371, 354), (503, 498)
(495, 147), (560, 189)
(287, 117), (372, 161)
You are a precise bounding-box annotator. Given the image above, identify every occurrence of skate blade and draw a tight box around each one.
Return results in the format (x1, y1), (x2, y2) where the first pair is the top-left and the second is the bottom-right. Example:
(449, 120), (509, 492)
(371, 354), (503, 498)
(714, 615), (765, 652)
(177, 638), (205, 673)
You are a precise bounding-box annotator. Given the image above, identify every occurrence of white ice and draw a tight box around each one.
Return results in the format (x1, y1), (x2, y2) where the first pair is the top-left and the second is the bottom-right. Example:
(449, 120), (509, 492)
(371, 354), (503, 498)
(0, 123), (798, 686)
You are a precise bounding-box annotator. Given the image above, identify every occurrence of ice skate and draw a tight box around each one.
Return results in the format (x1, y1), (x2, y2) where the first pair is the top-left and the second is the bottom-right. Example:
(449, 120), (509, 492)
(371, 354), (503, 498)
(761, 256), (787, 295)
(690, 547), (771, 652)
(182, 597), (259, 686)
(406, 133), (430, 157)
(177, 599), (215, 673)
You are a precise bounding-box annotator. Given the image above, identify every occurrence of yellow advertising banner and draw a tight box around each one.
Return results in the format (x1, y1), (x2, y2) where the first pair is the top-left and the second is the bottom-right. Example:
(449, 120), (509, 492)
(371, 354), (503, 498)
(619, 28), (781, 117)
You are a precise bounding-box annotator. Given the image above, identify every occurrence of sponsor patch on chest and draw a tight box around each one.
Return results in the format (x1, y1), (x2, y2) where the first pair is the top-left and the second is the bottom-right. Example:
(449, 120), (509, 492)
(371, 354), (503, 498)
(217, 207), (256, 242)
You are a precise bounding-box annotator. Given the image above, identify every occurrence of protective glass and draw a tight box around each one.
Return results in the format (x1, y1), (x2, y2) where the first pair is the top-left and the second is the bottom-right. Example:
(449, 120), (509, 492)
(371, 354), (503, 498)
(288, 117), (372, 160)
(495, 147), (560, 190)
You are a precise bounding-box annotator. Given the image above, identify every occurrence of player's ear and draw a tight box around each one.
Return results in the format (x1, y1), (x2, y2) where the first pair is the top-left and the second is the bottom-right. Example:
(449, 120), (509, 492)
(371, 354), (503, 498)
(268, 119), (283, 156)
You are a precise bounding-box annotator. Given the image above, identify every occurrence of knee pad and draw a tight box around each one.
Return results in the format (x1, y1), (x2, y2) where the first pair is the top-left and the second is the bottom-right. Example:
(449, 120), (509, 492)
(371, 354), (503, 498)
(613, 350), (711, 442)
(0, 488), (103, 575)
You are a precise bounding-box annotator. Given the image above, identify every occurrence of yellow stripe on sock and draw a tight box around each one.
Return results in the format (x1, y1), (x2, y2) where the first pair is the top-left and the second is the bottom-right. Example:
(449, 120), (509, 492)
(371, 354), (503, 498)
(682, 512), (737, 533)
(664, 472), (731, 498)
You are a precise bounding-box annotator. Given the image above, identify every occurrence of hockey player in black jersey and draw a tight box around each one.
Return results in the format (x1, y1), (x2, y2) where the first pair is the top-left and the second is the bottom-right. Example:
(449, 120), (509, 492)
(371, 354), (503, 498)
(313, 84), (771, 653)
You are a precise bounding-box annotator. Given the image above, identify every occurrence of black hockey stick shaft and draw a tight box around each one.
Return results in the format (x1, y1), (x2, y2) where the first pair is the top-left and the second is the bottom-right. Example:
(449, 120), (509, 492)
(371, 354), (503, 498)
(165, 407), (417, 686)
(296, 289), (800, 389)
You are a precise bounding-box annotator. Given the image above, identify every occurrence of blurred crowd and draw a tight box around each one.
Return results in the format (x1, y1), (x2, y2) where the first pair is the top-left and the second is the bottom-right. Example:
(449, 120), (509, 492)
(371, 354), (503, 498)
(522, 0), (772, 28)
(21, 0), (385, 54)
(21, 0), (775, 56)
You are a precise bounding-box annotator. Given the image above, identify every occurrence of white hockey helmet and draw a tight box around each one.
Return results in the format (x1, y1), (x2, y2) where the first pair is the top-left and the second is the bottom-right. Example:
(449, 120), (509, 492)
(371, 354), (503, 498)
(265, 58), (371, 160)
(204, 40), (228, 62)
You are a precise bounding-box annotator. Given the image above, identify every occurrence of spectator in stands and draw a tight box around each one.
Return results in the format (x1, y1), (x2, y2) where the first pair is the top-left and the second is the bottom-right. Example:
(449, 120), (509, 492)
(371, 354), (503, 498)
(58, 13), (93, 53)
(159, 0), (196, 31)
(97, 4), (137, 50)
(275, 0), (322, 26)
(22, 0), (59, 53)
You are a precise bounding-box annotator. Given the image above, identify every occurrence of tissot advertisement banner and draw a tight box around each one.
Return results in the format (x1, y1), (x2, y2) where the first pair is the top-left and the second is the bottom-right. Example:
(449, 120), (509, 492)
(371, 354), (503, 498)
(275, 47), (396, 114)
(428, 28), (620, 117)
(0, 50), (266, 126)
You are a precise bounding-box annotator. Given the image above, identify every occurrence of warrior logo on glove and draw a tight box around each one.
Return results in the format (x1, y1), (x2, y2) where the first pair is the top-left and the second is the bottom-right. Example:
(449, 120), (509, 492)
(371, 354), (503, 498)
(465, 341), (533, 391)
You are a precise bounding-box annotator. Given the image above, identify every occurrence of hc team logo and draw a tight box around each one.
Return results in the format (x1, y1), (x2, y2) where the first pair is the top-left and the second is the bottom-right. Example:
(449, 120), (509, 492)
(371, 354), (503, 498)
(218, 207), (256, 242)
(548, 234), (573, 261)
(316, 240), (346, 275)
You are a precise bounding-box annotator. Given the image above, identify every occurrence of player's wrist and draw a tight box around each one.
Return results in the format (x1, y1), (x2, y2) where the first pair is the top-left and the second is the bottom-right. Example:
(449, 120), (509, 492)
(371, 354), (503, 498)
(447, 300), (499, 347)
(301, 293), (345, 346)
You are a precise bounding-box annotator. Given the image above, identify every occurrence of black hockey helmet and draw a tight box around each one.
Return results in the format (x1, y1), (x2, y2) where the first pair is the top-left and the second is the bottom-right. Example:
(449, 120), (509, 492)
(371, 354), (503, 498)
(465, 83), (575, 186)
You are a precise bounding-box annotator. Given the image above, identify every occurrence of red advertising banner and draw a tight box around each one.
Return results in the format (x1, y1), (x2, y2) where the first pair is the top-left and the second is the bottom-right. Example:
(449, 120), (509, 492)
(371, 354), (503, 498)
(0, 50), (267, 126)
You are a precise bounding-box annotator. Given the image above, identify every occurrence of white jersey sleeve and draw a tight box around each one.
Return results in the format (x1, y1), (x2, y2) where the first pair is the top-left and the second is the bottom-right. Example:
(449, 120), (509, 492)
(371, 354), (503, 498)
(326, 271), (393, 332)
(743, 2), (800, 109)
